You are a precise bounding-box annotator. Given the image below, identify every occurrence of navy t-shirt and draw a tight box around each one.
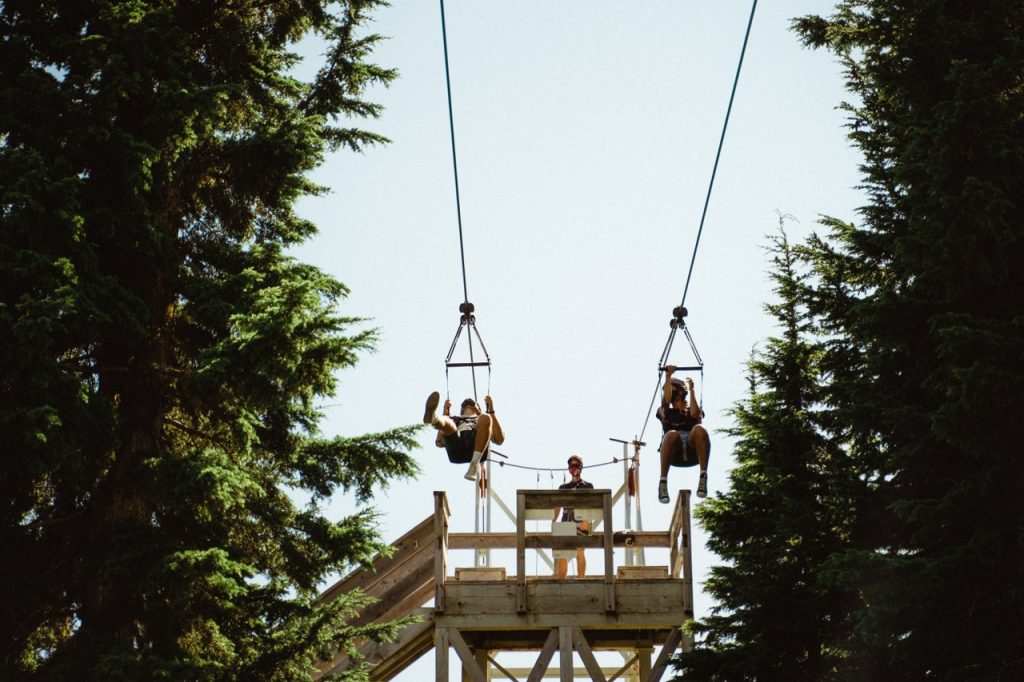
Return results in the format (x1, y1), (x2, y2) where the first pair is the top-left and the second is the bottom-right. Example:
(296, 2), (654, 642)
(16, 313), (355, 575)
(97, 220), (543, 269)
(558, 478), (594, 522)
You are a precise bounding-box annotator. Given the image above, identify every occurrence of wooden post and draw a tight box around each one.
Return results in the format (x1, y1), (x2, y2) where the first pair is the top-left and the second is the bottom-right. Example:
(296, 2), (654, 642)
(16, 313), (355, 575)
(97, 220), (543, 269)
(434, 491), (450, 612)
(435, 627), (449, 682)
(475, 649), (489, 682)
(558, 626), (573, 682)
(603, 489), (616, 612)
(680, 490), (694, 623)
(516, 490), (527, 613)
(637, 643), (654, 682)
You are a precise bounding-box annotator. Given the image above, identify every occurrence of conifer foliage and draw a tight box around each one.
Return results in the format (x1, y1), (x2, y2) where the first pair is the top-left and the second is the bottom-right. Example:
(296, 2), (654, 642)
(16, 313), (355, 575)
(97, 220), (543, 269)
(1, 1), (418, 679)
(674, 228), (859, 681)
(675, 2), (1024, 680)
(792, 2), (1024, 679)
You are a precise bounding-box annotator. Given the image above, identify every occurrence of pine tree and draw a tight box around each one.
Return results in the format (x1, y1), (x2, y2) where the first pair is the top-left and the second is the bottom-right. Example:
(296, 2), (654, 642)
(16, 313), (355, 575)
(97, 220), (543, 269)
(673, 226), (861, 681)
(0, 1), (419, 679)
(793, 2), (1024, 679)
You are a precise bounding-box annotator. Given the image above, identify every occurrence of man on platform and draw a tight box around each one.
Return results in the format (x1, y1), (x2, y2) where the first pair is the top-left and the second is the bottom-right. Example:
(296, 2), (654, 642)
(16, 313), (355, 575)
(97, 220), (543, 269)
(552, 454), (593, 579)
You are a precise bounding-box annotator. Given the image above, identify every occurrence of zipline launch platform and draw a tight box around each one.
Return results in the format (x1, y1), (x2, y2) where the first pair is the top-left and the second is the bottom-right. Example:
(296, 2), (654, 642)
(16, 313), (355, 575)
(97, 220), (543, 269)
(314, 488), (695, 681)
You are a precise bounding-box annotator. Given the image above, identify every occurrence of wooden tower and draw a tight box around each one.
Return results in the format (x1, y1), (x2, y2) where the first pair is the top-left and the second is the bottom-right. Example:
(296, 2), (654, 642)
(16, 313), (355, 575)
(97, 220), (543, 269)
(314, 488), (695, 681)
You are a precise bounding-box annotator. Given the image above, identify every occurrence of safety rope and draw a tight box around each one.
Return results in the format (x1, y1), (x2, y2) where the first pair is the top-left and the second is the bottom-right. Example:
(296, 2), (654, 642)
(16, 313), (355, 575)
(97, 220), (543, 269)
(637, 0), (758, 443)
(490, 450), (634, 474)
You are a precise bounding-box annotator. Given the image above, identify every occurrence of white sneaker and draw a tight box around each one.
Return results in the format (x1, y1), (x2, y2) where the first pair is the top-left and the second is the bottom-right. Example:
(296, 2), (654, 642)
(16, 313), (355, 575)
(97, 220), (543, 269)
(697, 472), (708, 498)
(464, 462), (479, 481)
(423, 391), (440, 424)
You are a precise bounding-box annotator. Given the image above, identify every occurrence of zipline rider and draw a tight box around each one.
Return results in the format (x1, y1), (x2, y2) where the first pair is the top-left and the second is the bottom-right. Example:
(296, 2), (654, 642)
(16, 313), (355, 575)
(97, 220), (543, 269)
(657, 366), (711, 502)
(424, 392), (504, 481)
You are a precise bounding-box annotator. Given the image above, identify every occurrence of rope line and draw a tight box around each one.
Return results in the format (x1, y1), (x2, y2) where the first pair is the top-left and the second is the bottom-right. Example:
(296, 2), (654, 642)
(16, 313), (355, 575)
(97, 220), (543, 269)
(490, 451), (636, 474)
(439, 0), (470, 305)
(637, 0), (758, 443)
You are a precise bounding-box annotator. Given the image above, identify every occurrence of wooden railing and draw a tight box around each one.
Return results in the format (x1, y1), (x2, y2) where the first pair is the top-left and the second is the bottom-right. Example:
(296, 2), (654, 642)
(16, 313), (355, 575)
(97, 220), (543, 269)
(432, 488), (694, 614)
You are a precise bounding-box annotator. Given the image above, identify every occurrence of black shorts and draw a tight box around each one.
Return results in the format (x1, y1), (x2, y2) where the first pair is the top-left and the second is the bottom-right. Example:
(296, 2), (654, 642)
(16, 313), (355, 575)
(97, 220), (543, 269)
(662, 430), (697, 468)
(442, 430), (487, 464)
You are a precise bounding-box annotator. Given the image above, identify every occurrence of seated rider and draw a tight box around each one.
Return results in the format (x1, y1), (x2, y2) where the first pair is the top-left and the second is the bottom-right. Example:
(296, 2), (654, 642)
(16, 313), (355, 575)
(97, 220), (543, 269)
(657, 366), (710, 502)
(423, 392), (504, 481)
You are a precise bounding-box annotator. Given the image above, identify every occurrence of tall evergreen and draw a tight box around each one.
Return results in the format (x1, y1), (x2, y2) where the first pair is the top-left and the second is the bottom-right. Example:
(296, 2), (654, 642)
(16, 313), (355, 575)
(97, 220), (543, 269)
(0, 1), (418, 679)
(793, 2), (1024, 679)
(672, 227), (860, 681)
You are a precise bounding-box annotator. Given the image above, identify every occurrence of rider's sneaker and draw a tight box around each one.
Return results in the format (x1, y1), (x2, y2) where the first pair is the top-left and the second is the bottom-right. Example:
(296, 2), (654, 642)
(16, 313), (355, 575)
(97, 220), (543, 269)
(658, 479), (669, 504)
(464, 462), (479, 481)
(423, 391), (440, 424)
(697, 472), (708, 498)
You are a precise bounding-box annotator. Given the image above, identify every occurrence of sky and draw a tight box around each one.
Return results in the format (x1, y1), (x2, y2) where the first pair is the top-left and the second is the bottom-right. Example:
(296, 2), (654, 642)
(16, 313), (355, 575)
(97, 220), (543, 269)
(290, 1), (864, 678)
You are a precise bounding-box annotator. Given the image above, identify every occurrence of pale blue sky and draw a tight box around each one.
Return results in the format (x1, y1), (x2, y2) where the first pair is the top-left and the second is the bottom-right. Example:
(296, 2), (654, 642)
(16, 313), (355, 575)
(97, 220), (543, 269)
(292, 1), (862, 677)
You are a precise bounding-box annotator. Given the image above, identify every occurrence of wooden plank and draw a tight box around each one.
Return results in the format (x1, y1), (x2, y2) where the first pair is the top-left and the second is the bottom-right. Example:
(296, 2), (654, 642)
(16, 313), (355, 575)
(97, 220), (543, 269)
(518, 489), (612, 511)
(436, 627), (449, 682)
(558, 626), (573, 682)
(349, 559), (433, 627)
(648, 628), (681, 682)
(526, 629), (559, 682)
(318, 514), (434, 604)
(616, 566), (669, 580)
(449, 628), (487, 682)
(571, 627), (607, 682)
(455, 566), (507, 581)
(364, 580), (435, 628)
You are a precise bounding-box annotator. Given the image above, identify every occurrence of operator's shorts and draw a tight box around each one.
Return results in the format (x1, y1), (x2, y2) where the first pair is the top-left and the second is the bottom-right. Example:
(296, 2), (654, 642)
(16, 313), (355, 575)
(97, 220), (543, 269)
(661, 430), (697, 468)
(442, 430), (488, 464)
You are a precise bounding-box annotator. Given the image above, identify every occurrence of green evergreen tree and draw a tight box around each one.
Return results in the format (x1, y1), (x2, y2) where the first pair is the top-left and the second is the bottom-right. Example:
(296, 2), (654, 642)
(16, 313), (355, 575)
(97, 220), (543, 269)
(793, 2), (1024, 679)
(0, 1), (418, 679)
(672, 226), (861, 681)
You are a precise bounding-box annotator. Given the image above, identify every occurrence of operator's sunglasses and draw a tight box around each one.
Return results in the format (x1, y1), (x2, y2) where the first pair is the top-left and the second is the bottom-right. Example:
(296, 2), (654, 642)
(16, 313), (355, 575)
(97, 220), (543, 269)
(568, 463), (582, 470)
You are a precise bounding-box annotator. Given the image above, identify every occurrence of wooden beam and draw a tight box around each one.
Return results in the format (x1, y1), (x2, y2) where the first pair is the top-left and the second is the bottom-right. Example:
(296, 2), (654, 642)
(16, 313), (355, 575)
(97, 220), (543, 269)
(571, 627), (607, 682)
(518, 489), (612, 512)
(449, 628), (487, 682)
(558, 626), (573, 682)
(607, 654), (639, 682)
(648, 628), (682, 682)
(526, 629), (559, 682)
(488, 654), (520, 682)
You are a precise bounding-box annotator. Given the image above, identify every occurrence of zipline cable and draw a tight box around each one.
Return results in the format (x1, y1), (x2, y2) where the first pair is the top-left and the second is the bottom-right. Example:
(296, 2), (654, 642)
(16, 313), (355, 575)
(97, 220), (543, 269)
(439, 0), (470, 307)
(637, 0), (759, 443)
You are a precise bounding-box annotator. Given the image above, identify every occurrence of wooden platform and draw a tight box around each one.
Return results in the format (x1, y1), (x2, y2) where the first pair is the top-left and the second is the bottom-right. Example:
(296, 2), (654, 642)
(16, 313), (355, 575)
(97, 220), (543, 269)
(315, 488), (695, 681)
